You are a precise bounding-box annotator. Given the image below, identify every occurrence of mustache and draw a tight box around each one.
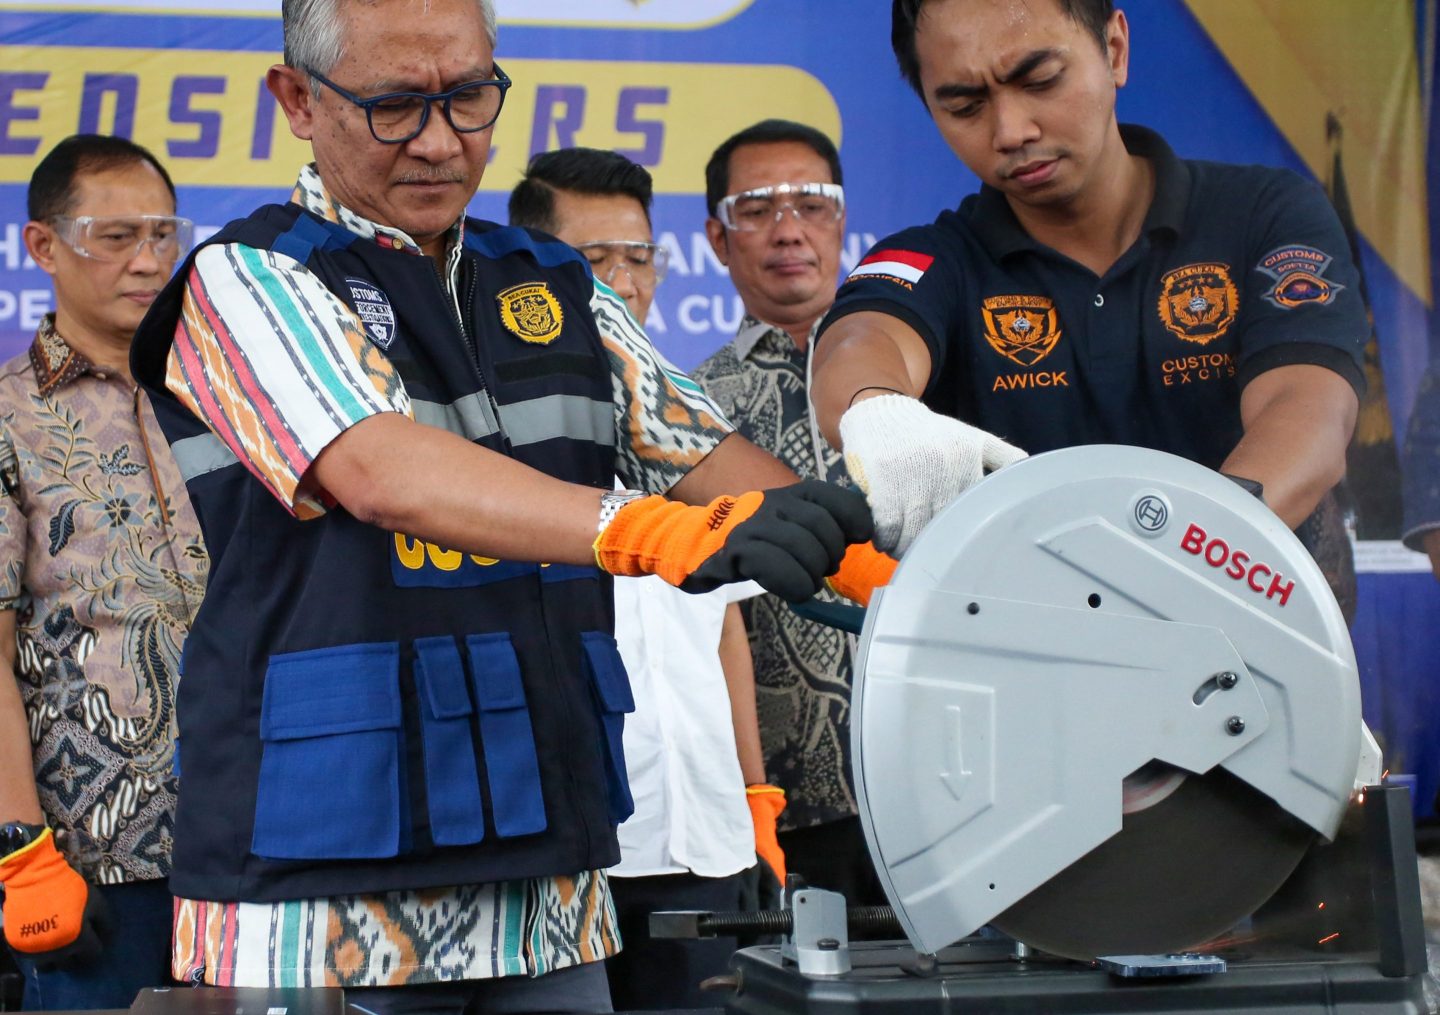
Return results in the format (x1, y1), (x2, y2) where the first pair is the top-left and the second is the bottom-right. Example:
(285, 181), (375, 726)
(395, 168), (466, 184)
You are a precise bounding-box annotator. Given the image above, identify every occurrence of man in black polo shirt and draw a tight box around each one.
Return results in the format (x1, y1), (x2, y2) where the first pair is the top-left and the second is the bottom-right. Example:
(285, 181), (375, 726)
(811, 0), (1365, 570)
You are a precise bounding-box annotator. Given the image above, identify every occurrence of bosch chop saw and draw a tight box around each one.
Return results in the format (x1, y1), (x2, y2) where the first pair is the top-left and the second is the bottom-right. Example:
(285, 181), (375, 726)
(658, 445), (1431, 1014)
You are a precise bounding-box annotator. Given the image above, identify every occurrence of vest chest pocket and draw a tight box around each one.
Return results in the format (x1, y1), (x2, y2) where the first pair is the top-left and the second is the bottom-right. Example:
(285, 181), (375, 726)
(253, 643), (403, 860)
(581, 632), (636, 824)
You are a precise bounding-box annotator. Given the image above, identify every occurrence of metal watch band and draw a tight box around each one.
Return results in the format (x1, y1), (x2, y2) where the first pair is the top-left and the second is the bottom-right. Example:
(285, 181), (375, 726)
(597, 489), (645, 534)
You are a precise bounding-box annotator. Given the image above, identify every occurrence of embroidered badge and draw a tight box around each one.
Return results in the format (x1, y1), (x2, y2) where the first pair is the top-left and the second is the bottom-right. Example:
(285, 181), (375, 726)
(981, 295), (1062, 366)
(1157, 263), (1239, 345)
(497, 282), (564, 345)
(1256, 245), (1345, 309)
(345, 277), (397, 349)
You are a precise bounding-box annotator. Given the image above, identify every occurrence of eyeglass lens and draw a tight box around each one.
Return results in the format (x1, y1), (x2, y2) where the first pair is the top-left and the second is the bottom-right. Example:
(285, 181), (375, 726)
(369, 82), (505, 142)
(726, 186), (842, 231)
(580, 243), (668, 288)
(66, 217), (192, 262)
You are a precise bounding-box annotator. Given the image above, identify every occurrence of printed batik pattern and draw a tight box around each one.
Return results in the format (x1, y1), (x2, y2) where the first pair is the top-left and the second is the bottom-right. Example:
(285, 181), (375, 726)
(691, 318), (860, 831)
(0, 317), (208, 882)
(591, 283), (733, 493)
(172, 872), (619, 988)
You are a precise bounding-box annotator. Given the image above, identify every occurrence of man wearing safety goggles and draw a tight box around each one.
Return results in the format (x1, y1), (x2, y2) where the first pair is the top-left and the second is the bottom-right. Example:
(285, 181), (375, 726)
(0, 134), (206, 1009)
(692, 120), (892, 917)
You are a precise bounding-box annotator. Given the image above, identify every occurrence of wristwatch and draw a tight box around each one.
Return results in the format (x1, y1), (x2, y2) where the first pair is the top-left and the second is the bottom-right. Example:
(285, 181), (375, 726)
(0, 821), (47, 861)
(597, 489), (645, 534)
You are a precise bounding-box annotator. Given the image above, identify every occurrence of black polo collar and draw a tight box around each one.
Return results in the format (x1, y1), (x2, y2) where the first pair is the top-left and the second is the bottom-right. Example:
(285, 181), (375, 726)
(966, 124), (1191, 260)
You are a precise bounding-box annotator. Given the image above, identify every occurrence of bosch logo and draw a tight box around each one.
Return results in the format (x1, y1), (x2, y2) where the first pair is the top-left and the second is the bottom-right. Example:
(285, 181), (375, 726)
(1179, 523), (1294, 606)
(1133, 496), (1169, 532)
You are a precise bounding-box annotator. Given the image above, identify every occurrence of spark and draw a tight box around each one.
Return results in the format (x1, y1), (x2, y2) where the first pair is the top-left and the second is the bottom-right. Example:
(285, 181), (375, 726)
(1318, 932), (1340, 945)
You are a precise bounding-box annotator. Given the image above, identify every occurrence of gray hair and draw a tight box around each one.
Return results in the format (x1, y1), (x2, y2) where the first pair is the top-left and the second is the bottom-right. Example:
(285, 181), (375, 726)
(283, 0), (498, 83)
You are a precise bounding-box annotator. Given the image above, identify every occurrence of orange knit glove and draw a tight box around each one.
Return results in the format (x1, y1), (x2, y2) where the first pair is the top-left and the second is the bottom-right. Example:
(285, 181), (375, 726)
(595, 480), (873, 603)
(824, 541), (898, 607)
(746, 785), (787, 882)
(0, 828), (106, 969)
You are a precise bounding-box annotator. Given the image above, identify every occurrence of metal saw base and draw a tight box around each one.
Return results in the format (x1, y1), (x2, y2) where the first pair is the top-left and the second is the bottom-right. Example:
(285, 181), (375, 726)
(724, 939), (1429, 1015)
(723, 788), (1432, 1015)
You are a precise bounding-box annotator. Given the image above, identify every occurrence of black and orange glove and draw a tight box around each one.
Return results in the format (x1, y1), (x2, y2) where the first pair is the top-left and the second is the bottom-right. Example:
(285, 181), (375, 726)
(595, 480), (873, 603)
(745, 784), (787, 883)
(0, 828), (108, 970)
(825, 541), (898, 607)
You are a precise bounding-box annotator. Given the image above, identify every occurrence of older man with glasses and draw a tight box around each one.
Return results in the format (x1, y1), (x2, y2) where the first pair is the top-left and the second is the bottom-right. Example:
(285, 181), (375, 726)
(0, 133), (207, 1011)
(692, 119), (895, 916)
(126, 2), (886, 1013)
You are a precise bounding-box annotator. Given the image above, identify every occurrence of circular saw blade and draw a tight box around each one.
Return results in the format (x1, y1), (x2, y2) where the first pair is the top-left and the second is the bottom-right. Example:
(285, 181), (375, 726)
(851, 446), (1361, 959)
(991, 766), (1315, 960)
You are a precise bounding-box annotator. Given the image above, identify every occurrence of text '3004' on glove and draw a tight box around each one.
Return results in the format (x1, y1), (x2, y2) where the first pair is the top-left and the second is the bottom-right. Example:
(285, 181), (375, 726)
(0, 828), (110, 970)
(838, 393), (1026, 557)
(594, 479), (874, 603)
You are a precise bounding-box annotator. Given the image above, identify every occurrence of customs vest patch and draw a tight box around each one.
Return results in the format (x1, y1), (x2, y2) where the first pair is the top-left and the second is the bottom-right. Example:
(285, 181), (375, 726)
(497, 282), (564, 345)
(981, 295), (1062, 367)
(345, 277), (397, 349)
(1157, 263), (1238, 345)
(1256, 245), (1345, 309)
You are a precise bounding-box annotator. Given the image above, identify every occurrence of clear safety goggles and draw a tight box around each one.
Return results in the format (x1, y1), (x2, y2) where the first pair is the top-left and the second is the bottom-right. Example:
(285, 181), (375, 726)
(51, 215), (194, 263)
(716, 182), (845, 232)
(574, 240), (670, 288)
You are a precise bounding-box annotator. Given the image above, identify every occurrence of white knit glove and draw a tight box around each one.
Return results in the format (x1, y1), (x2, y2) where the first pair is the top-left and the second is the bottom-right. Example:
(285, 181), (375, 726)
(838, 394), (1027, 556)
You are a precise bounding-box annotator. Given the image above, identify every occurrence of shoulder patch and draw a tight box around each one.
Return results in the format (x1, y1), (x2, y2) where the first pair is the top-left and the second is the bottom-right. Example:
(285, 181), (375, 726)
(847, 249), (935, 288)
(1256, 245), (1344, 309)
(497, 282), (565, 345)
(981, 295), (1062, 366)
(1157, 262), (1238, 345)
(345, 277), (396, 349)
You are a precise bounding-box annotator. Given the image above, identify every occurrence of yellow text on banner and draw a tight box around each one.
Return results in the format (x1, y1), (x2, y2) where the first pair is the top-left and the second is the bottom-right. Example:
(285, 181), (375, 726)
(0, 48), (842, 194)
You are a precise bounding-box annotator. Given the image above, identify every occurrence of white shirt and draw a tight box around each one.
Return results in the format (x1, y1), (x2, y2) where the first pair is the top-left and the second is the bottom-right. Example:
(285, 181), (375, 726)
(611, 574), (762, 878)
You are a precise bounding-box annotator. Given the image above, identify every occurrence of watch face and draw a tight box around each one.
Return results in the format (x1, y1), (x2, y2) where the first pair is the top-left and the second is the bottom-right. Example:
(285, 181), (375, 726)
(0, 823), (43, 858)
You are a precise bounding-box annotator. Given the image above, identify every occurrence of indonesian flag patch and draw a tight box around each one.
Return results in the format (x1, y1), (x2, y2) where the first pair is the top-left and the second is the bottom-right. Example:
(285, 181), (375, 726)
(847, 249), (935, 286)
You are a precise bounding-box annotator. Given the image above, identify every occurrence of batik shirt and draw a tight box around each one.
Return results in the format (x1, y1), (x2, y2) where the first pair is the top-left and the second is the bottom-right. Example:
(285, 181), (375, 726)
(0, 315), (208, 883)
(168, 165), (732, 989)
(691, 317), (859, 832)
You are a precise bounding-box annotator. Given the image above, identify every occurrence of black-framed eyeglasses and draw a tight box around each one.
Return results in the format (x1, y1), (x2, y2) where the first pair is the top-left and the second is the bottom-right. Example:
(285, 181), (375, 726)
(305, 63), (512, 144)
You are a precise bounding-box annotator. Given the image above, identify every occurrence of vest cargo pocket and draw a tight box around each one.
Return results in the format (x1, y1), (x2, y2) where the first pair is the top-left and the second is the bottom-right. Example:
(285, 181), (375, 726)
(465, 634), (547, 838)
(253, 642), (403, 860)
(580, 632), (636, 824)
(413, 637), (486, 846)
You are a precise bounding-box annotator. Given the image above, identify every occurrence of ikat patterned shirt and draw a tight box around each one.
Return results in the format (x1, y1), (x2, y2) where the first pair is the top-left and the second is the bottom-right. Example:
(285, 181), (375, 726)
(164, 165), (730, 988)
(0, 315), (208, 883)
(691, 317), (860, 832)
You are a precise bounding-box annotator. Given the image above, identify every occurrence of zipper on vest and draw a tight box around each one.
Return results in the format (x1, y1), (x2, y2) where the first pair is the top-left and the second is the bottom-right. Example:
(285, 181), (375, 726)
(432, 258), (510, 450)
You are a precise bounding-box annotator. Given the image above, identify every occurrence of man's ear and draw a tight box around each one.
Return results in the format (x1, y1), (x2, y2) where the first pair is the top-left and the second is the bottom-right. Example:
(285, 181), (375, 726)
(23, 221), (58, 277)
(267, 64), (317, 141)
(704, 217), (729, 267)
(1107, 10), (1131, 89)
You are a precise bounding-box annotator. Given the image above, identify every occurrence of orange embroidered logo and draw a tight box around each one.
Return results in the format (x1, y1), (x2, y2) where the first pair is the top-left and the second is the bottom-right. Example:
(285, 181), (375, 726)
(497, 282), (564, 345)
(981, 295), (1062, 367)
(1158, 263), (1238, 345)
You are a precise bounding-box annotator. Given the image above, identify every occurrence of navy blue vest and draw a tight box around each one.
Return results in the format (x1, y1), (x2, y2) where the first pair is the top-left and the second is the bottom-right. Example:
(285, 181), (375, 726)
(131, 204), (634, 902)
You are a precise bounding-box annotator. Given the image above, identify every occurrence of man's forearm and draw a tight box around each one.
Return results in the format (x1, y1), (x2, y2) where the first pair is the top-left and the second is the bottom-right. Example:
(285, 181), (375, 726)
(309, 413), (605, 565)
(1223, 366), (1357, 529)
(0, 642), (44, 825)
(718, 603), (766, 785)
(811, 312), (932, 448)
